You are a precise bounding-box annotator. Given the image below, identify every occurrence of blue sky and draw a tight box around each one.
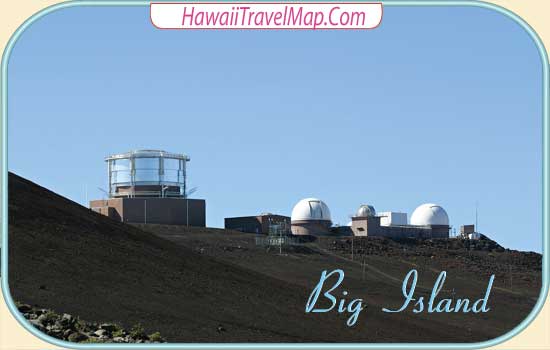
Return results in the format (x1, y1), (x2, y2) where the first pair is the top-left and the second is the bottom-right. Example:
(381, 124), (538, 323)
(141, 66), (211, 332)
(7, 5), (544, 252)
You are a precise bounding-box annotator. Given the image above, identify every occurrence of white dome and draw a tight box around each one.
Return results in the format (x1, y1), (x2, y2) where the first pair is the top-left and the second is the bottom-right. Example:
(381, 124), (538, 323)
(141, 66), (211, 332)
(291, 198), (332, 222)
(356, 204), (376, 217)
(410, 203), (449, 226)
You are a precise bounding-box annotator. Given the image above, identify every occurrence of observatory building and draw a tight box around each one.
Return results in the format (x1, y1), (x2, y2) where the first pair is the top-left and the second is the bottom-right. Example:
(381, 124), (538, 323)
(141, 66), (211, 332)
(224, 213), (290, 234)
(356, 204), (376, 218)
(410, 203), (450, 236)
(290, 198), (332, 235)
(90, 150), (206, 226)
(351, 203), (450, 238)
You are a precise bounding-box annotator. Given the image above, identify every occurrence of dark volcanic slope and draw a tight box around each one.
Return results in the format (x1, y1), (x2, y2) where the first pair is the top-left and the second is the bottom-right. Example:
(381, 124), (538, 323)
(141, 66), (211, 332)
(8, 173), (543, 343)
(141, 225), (542, 343)
(8, 173), (365, 342)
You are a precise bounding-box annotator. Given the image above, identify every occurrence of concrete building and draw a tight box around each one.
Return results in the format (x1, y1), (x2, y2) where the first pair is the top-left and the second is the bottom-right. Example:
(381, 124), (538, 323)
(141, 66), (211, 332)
(90, 150), (206, 226)
(379, 211), (407, 227)
(224, 213), (290, 234)
(351, 203), (450, 238)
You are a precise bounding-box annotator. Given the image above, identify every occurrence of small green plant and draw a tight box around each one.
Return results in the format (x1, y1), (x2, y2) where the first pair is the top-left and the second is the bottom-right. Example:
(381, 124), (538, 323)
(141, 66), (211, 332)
(129, 323), (146, 339)
(42, 310), (58, 324)
(148, 331), (163, 342)
(75, 318), (86, 331)
(81, 337), (103, 343)
(112, 325), (126, 338)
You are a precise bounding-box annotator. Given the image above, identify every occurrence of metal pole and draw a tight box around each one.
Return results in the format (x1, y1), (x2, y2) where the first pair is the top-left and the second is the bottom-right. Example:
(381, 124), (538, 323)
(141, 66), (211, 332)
(131, 156), (136, 198)
(279, 222), (283, 255)
(182, 159), (187, 199)
(159, 155), (163, 197)
(107, 159), (112, 198)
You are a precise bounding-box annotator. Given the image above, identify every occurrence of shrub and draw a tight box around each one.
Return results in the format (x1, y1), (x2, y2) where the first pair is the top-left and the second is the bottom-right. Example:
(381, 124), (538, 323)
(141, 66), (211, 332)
(148, 332), (163, 342)
(112, 328), (125, 338)
(42, 310), (58, 324)
(81, 337), (103, 343)
(129, 323), (146, 339)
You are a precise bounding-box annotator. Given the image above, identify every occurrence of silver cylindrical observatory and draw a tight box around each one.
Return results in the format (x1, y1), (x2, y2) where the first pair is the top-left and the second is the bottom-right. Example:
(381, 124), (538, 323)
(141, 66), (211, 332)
(105, 149), (190, 198)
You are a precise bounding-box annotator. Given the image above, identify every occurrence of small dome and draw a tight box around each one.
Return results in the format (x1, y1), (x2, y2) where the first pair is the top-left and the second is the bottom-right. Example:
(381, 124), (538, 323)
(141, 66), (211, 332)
(410, 203), (449, 226)
(291, 198), (331, 222)
(356, 204), (376, 217)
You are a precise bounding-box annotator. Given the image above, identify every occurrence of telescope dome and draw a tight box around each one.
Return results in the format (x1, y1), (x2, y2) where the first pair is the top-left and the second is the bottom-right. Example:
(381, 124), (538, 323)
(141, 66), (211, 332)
(410, 203), (449, 226)
(291, 198), (331, 222)
(356, 204), (376, 218)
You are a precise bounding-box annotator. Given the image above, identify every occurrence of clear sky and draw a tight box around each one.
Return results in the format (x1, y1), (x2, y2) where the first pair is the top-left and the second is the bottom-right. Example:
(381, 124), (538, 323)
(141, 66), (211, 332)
(7, 5), (544, 252)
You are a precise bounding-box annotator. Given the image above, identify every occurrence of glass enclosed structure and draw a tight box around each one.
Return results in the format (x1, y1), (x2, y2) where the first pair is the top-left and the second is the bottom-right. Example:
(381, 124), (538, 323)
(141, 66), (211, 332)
(106, 150), (190, 198)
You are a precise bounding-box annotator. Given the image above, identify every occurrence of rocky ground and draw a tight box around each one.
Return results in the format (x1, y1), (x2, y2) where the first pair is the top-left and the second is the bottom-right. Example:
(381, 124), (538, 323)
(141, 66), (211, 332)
(318, 235), (542, 291)
(16, 302), (165, 343)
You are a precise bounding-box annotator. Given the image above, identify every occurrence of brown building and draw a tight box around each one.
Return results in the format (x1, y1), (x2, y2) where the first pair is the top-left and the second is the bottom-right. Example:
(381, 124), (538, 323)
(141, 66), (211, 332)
(225, 213), (290, 234)
(460, 224), (476, 236)
(351, 216), (449, 238)
(90, 198), (206, 226)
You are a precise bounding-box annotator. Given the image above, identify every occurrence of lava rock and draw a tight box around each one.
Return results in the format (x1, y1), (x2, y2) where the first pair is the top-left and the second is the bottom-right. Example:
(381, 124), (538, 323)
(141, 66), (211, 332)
(18, 304), (165, 344)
